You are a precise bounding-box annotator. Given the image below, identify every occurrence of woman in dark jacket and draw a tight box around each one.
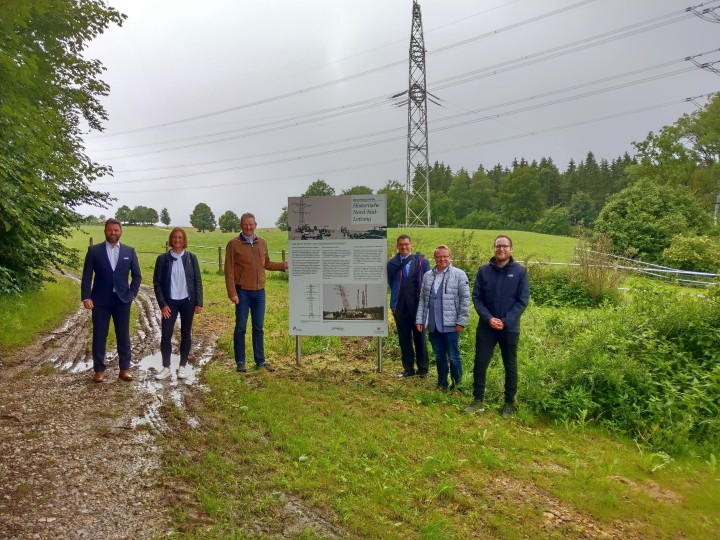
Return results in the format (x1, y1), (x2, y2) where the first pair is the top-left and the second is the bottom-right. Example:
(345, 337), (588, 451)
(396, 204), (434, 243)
(153, 227), (203, 380)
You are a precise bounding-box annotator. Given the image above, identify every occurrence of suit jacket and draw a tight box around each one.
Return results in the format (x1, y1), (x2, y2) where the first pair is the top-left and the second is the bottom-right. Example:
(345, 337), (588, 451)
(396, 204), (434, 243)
(81, 242), (142, 306)
(387, 252), (430, 315)
(153, 250), (203, 308)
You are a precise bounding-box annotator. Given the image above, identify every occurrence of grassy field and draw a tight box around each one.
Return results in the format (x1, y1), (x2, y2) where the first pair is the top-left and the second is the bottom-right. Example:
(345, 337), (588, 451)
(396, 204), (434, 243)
(65, 225), (577, 275)
(0, 276), (79, 360)
(4, 225), (718, 538)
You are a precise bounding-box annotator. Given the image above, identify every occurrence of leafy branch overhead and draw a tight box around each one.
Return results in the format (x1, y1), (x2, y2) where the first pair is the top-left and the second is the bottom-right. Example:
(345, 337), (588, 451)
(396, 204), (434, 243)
(0, 0), (126, 294)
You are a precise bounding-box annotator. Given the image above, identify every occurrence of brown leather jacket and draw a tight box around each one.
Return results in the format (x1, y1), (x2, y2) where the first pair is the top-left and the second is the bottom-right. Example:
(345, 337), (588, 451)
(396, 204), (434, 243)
(224, 235), (285, 296)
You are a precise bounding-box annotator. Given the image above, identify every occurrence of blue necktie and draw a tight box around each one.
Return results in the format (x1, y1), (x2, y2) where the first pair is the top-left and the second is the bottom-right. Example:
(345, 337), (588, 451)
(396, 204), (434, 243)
(403, 258), (409, 279)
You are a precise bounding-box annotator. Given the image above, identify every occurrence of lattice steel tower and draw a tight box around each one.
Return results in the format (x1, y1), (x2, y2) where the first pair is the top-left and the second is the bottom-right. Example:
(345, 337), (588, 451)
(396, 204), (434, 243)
(404, 0), (431, 227)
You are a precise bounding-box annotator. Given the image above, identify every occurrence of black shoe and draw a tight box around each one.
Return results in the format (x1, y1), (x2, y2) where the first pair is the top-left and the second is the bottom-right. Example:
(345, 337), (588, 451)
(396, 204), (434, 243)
(398, 371), (415, 379)
(501, 402), (514, 419)
(464, 400), (485, 413)
(236, 365), (247, 372)
(257, 363), (275, 372)
(417, 372), (428, 378)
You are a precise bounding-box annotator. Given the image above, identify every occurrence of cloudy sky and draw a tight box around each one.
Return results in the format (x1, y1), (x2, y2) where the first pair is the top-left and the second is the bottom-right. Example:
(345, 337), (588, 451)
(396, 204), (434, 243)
(80, 0), (720, 227)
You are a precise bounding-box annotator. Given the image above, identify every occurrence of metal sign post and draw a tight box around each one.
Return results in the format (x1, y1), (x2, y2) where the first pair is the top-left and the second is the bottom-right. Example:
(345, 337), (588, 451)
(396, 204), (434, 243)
(377, 337), (383, 372)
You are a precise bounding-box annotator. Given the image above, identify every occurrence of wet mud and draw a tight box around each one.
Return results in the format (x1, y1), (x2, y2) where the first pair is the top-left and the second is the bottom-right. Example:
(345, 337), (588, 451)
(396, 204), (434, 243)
(0, 282), (215, 539)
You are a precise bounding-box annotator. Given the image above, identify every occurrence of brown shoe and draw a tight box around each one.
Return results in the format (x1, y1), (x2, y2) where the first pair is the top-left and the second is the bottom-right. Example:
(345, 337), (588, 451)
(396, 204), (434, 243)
(118, 369), (133, 381)
(93, 371), (104, 383)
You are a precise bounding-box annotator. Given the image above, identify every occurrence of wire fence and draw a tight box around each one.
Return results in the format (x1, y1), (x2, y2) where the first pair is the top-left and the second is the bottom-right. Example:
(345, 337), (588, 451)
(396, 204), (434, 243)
(445, 249), (718, 288)
(571, 248), (718, 287)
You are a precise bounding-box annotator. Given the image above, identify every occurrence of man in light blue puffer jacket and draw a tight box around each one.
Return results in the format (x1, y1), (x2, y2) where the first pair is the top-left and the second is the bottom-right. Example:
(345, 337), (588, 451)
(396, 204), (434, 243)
(415, 244), (470, 391)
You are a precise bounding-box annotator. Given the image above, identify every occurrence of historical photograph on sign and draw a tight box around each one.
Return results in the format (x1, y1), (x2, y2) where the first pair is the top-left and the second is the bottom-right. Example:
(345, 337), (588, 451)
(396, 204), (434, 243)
(322, 283), (385, 321)
(288, 196), (387, 240)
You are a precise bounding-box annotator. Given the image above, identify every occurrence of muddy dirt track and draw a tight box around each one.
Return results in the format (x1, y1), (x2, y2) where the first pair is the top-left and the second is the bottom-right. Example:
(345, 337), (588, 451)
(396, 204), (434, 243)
(0, 282), (215, 539)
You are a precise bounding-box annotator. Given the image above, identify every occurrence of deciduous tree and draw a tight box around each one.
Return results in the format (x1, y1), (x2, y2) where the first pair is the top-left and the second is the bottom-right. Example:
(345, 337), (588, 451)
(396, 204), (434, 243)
(303, 179), (335, 197)
(341, 185), (373, 195)
(190, 203), (216, 233)
(377, 180), (405, 227)
(218, 210), (241, 233)
(0, 0), (125, 293)
(160, 208), (171, 226)
(594, 179), (711, 262)
(275, 206), (288, 231)
(115, 205), (131, 225)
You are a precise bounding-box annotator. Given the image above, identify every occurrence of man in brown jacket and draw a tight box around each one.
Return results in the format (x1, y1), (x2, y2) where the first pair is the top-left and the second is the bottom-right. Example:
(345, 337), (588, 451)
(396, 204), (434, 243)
(224, 212), (288, 372)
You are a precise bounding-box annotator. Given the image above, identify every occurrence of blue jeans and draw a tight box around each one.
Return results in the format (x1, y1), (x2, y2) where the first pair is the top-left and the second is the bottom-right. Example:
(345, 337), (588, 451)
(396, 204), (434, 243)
(428, 330), (462, 389)
(234, 288), (266, 367)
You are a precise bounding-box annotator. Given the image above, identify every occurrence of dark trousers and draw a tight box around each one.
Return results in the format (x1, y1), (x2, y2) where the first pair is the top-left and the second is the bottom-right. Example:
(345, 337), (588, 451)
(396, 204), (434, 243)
(92, 293), (132, 372)
(473, 323), (519, 404)
(160, 298), (195, 367)
(395, 308), (428, 375)
(234, 287), (266, 367)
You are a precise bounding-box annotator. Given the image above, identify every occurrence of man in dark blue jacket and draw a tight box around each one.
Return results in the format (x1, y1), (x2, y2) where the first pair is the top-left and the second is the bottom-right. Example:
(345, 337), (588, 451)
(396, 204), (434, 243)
(465, 235), (529, 417)
(387, 234), (430, 377)
(81, 218), (141, 383)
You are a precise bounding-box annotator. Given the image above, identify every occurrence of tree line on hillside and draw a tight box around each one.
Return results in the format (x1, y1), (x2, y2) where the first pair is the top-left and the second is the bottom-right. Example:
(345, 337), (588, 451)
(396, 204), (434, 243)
(108, 204), (248, 234)
(114, 205), (170, 226)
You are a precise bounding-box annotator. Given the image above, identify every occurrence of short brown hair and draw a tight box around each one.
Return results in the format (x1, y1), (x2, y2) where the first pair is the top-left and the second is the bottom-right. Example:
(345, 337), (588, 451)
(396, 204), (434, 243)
(494, 235), (512, 248)
(169, 227), (188, 249)
(105, 218), (122, 230)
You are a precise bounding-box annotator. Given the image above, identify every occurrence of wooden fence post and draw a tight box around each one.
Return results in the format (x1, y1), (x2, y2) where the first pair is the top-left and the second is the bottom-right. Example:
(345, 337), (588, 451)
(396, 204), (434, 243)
(218, 246), (222, 269)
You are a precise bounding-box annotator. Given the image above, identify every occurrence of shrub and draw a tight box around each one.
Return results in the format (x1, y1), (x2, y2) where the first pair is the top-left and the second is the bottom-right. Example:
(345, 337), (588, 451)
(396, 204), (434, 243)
(573, 234), (622, 302)
(661, 234), (720, 273)
(447, 230), (482, 275)
(527, 264), (612, 308)
(520, 281), (720, 455)
(533, 205), (572, 236)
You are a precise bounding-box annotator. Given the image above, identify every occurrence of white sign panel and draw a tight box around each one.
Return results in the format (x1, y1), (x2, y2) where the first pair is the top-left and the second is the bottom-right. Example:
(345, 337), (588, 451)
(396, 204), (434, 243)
(288, 195), (388, 337)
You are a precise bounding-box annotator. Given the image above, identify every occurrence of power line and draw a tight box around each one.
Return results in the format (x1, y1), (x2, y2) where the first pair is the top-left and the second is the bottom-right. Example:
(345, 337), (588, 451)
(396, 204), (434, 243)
(96, 51), (718, 183)
(87, 0), (605, 139)
(90, 4), (717, 159)
(103, 93), (715, 193)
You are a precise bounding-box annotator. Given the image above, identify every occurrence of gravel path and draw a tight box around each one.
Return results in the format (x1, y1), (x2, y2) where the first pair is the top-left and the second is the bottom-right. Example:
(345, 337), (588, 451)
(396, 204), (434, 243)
(0, 283), (214, 539)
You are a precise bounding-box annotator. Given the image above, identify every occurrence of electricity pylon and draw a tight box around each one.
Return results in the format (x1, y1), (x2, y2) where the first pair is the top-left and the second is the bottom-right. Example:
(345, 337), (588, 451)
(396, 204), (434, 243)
(404, 0), (431, 227)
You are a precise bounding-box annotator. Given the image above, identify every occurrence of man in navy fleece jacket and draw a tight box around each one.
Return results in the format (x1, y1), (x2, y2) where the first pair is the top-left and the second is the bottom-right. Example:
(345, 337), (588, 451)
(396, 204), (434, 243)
(465, 234), (529, 418)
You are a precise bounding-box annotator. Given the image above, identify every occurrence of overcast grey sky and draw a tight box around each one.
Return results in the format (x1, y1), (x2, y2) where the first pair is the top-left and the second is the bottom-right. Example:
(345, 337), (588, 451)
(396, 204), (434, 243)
(80, 0), (720, 227)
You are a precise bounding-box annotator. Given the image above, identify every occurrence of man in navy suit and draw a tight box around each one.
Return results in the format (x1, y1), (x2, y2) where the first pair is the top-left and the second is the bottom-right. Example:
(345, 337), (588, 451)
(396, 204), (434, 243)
(387, 234), (431, 378)
(81, 218), (142, 382)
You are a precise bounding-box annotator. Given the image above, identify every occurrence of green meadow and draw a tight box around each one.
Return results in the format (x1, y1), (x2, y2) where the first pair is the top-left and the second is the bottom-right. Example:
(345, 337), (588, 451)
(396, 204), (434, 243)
(2, 225), (717, 539)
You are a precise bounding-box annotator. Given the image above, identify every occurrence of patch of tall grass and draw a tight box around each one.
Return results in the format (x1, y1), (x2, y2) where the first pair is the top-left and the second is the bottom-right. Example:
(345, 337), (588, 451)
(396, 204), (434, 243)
(518, 280), (720, 454)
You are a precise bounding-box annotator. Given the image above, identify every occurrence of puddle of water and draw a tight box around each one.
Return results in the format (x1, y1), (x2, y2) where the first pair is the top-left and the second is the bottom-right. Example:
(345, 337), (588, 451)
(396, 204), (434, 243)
(69, 359), (93, 373)
(136, 351), (201, 385)
(131, 346), (216, 431)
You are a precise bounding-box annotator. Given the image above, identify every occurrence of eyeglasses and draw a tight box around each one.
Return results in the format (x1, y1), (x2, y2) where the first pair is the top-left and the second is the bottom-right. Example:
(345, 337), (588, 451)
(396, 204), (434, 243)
(494, 245), (511, 249)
